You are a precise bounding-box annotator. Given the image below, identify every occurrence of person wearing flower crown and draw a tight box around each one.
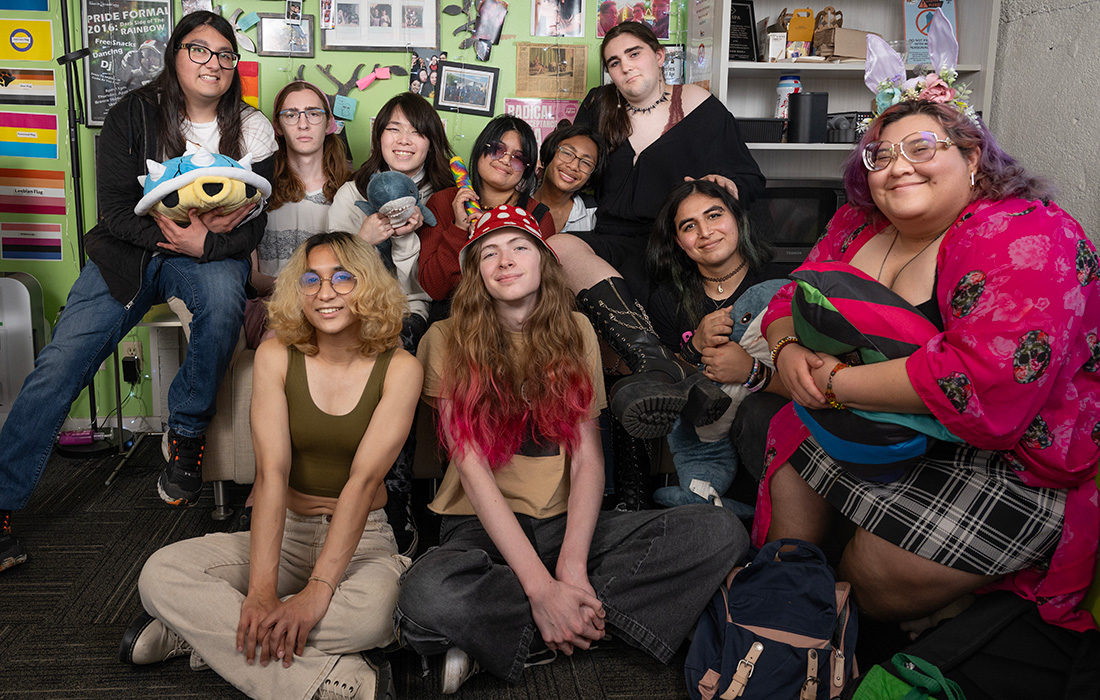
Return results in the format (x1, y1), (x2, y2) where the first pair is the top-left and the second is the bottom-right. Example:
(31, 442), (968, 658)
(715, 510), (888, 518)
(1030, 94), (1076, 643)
(756, 10), (1100, 634)
(394, 205), (746, 694)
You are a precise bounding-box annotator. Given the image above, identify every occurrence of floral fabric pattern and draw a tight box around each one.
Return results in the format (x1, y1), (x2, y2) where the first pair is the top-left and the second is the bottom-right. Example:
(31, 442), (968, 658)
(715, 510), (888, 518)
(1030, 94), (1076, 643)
(756, 198), (1100, 632)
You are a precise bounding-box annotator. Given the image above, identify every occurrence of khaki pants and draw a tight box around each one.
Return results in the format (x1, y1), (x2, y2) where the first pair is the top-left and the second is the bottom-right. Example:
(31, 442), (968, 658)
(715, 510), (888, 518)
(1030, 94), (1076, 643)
(139, 509), (409, 700)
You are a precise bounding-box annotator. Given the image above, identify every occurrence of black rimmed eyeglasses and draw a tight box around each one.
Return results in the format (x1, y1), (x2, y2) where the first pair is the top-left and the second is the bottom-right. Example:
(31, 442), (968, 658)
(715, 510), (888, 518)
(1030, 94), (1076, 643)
(178, 42), (240, 70)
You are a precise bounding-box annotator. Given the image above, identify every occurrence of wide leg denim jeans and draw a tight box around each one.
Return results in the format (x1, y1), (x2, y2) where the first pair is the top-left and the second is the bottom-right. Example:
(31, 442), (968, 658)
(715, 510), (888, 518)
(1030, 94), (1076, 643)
(394, 504), (748, 683)
(0, 255), (248, 510)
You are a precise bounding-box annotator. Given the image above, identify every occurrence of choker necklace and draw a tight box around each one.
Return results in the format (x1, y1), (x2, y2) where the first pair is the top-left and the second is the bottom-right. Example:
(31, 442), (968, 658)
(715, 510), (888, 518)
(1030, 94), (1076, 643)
(701, 258), (747, 294)
(624, 90), (669, 115)
(877, 229), (946, 289)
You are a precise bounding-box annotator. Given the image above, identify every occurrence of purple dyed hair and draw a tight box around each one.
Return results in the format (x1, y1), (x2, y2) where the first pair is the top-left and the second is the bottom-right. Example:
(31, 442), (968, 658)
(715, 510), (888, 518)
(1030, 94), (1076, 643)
(842, 101), (1052, 217)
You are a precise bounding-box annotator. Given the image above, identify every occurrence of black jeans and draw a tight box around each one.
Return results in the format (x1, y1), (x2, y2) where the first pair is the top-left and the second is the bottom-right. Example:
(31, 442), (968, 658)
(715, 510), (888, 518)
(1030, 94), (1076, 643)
(394, 504), (748, 683)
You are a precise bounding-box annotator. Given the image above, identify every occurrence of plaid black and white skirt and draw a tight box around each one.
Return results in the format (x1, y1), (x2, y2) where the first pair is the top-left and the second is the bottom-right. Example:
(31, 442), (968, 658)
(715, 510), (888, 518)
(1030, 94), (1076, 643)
(789, 438), (1066, 576)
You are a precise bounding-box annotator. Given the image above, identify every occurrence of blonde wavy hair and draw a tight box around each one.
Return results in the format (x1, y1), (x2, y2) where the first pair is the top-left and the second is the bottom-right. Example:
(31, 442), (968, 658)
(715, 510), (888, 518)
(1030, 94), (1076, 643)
(266, 232), (406, 356)
(442, 232), (594, 468)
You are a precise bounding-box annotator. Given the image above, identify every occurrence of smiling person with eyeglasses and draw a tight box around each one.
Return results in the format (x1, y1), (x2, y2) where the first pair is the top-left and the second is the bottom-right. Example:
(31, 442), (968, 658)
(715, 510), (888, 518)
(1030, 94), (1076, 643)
(533, 123), (607, 235)
(417, 114), (556, 302)
(0, 11), (278, 577)
(130, 231), (420, 700)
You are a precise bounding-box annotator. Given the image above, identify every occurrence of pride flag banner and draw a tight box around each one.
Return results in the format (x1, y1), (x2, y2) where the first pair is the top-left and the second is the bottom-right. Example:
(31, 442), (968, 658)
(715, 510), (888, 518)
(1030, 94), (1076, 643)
(0, 111), (58, 159)
(0, 68), (56, 106)
(239, 61), (259, 110)
(0, 20), (53, 63)
(0, 222), (63, 261)
(0, 168), (65, 215)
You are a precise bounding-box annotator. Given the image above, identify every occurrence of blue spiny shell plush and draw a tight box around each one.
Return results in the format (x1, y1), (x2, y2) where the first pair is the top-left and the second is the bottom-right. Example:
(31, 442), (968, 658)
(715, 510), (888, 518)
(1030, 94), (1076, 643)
(134, 145), (272, 223)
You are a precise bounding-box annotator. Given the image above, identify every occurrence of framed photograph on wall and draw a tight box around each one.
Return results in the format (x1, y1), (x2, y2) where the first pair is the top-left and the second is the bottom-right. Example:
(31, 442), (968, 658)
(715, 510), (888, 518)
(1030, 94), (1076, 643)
(83, 0), (173, 127)
(433, 61), (499, 117)
(322, 0), (438, 50)
(257, 13), (315, 57)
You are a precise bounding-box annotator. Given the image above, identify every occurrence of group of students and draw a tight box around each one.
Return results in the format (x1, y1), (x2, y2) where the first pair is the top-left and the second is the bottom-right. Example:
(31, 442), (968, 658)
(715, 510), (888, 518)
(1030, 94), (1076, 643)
(3, 8), (1098, 700)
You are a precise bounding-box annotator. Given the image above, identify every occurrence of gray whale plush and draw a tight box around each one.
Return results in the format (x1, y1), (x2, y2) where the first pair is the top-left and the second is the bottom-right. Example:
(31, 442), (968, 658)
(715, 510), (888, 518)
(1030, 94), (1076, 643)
(352, 171), (437, 228)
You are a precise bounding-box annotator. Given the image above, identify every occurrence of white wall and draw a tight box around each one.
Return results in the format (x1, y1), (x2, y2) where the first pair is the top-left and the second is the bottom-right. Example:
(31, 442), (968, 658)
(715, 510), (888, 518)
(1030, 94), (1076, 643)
(991, 0), (1100, 243)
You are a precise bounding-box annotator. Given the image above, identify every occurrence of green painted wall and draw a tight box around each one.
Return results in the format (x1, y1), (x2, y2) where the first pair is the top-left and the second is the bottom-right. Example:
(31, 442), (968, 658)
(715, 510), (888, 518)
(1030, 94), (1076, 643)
(0, 0), (687, 422)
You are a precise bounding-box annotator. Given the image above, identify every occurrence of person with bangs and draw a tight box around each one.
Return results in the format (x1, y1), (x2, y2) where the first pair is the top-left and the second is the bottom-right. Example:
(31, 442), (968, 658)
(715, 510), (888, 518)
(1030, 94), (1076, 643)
(416, 114), (555, 305)
(245, 80), (349, 348)
(395, 206), (746, 694)
(0, 10), (277, 570)
(329, 91), (454, 344)
(124, 232), (421, 700)
(533, 122), (606, 235)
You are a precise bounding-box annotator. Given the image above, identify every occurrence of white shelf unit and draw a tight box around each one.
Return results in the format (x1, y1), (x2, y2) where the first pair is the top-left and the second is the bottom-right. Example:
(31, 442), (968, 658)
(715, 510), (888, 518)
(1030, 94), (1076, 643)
(699, 0), (1001, 179)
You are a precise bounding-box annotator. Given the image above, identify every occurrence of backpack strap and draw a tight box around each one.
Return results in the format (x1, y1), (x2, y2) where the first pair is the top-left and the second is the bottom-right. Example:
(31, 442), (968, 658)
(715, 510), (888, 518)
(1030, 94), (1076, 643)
(721, 641), (763, 699)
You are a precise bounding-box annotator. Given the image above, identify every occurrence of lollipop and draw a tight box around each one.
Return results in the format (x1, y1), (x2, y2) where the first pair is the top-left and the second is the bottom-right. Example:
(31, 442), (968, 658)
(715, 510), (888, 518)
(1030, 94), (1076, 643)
(449, 156), (484, 219)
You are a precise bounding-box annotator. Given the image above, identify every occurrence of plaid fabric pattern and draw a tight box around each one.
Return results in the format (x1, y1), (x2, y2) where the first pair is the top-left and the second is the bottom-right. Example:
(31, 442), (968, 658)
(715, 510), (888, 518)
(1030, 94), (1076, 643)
(790, 439), (1066, 576)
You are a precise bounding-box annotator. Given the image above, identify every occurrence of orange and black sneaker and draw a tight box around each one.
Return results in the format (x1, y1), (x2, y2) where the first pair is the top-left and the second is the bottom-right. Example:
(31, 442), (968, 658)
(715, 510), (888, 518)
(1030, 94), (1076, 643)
(157, 430), (205, 507)
(0, 509), (27, 572)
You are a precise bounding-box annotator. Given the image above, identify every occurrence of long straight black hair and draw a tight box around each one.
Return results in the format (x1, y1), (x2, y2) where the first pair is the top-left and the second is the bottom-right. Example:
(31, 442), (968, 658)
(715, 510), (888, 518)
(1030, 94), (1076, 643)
(648, 180), (773, 327)
(135, 11), (248, 160)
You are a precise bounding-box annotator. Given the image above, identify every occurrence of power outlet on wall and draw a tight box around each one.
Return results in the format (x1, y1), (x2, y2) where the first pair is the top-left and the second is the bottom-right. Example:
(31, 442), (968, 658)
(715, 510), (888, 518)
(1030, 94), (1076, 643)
(122, 340), (142, 358)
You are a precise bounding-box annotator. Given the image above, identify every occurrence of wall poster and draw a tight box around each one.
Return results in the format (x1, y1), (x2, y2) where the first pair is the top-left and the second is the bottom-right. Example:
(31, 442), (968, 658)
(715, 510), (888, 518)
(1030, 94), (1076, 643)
(83, 0), (173, 127)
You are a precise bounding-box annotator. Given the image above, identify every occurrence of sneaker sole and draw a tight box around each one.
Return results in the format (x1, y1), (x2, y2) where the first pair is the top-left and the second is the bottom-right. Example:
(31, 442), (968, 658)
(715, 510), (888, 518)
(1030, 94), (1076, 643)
(1, 553), (27, 571)
(157, 471), (200, 507)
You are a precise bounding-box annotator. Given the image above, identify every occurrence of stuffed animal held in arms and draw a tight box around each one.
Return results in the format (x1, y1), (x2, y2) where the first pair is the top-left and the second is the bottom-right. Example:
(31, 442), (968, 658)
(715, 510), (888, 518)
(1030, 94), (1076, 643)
(352, 170), (437, 228)
(134, 144), (272, 223)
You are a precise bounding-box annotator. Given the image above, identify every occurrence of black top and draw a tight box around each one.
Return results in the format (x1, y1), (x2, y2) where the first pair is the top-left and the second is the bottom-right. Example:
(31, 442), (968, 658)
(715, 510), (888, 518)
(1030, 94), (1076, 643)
(84, 92), (274, 304)
(649, 262), (790, 350)
(574, 86), (765, 239)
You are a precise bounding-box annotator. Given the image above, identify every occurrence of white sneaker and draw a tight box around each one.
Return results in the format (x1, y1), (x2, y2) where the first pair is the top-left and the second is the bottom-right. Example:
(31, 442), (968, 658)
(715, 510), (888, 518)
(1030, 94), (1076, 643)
(441, 647), (481, 695)
(315, 652), (393, 700)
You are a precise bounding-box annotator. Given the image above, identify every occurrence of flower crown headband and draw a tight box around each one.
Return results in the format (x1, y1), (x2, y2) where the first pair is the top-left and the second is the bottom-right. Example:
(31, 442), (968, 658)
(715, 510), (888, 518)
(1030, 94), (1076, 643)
(859, 9), (977, 132)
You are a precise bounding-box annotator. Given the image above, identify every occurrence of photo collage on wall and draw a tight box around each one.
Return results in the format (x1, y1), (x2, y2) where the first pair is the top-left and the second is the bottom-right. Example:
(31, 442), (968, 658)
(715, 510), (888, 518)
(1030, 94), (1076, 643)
(409, 48), (446, 101)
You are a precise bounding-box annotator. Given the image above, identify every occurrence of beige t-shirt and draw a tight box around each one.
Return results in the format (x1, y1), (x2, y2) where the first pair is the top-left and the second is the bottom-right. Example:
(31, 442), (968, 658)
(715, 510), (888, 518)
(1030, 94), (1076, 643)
(418, 313), (606, 518)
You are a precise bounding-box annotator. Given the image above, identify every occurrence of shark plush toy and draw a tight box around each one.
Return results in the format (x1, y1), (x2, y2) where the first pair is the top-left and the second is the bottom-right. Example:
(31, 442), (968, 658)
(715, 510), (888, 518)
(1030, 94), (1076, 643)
(134, 145), (271, 223)
(352, 170), (436, 229)
(353, 171), (437, 272)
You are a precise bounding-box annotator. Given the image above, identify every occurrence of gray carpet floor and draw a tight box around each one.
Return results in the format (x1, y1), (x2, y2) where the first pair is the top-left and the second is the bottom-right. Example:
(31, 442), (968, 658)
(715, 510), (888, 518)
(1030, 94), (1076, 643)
(0, 435), (692, 699)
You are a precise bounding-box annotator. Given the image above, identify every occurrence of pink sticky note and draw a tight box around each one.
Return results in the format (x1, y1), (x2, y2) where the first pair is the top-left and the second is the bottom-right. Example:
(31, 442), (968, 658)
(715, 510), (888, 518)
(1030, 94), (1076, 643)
(375, 67), (391, 79)
(356, 73), (377, 90)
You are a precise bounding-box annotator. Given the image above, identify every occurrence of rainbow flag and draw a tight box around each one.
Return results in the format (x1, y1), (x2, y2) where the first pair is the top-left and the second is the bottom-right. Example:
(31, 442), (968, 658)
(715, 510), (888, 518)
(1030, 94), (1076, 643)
(0, 111), (57, 159)
(239, 61), (259, 110)
(0, 68), (56, 106)
(0, 222), (62, 261)
(0, 168), (65, 215)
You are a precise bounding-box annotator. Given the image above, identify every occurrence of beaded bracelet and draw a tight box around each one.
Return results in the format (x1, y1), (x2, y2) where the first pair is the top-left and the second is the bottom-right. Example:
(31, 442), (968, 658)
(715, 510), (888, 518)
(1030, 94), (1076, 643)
(747, 364), (773, 393)
(308, 575), (337, 596)
(742, 358), (762, 388)
(825, 362), (849, 410)
(769, 336), (801, 367)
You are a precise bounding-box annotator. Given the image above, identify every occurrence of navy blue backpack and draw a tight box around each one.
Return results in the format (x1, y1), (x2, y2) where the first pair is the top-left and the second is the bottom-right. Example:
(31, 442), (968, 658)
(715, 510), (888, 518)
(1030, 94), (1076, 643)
(686, 539), (858, 700)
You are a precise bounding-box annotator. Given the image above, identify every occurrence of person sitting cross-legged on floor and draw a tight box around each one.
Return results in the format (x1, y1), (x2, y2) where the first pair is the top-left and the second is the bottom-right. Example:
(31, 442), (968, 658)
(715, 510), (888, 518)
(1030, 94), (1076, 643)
(393, 205), (748, 694)
(122, 232), (420, 700)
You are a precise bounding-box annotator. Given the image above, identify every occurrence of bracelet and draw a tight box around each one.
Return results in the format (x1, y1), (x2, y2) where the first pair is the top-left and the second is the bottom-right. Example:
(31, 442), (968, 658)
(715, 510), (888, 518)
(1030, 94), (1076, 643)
(308, 575), (337, 596)
(825, 362), (849, 410)
(769, 336), (801, 367)
(748, 364), (773, 393)
(680, 333), (704, 364)
(742, 358), (762, 388)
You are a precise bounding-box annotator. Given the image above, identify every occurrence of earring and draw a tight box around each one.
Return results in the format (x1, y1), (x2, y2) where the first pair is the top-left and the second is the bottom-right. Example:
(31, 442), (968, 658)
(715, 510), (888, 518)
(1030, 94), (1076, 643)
(970, 171), (976, 187)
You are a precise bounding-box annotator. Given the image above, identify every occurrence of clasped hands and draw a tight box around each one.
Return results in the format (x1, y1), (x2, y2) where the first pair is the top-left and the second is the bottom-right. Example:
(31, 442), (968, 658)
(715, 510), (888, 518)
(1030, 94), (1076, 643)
(695, 307), (754, 385)
(527, 559), (606, 656)
(235, 579), (332, 668)
(153, 203), (257, 257)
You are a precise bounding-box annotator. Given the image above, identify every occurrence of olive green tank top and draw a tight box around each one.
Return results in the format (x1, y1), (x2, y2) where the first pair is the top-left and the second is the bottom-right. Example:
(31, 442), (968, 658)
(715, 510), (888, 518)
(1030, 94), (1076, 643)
(285, 346), (395, 498)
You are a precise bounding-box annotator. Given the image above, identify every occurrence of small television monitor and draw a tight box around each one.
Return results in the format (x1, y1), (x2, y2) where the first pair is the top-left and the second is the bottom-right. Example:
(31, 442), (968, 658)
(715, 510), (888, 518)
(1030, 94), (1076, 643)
(749, 179), (847, 267)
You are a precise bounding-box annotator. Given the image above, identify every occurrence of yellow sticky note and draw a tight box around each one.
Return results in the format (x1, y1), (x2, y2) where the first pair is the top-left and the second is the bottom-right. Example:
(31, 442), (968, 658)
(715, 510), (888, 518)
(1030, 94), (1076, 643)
(0, 20), (53, 62)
